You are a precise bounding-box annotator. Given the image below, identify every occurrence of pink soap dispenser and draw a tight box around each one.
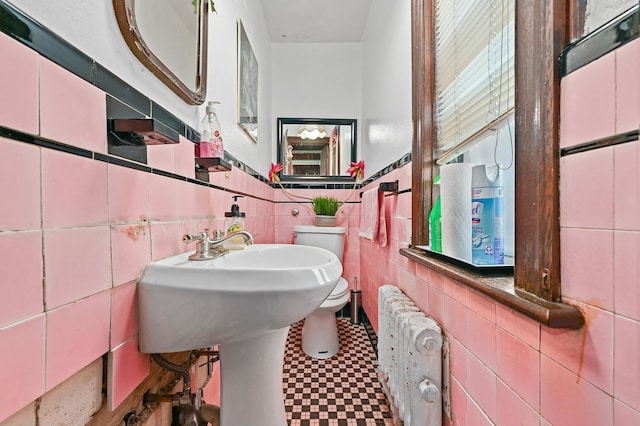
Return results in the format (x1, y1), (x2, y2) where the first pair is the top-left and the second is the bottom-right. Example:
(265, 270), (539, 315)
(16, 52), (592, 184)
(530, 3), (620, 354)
(196, 101), (224, 158)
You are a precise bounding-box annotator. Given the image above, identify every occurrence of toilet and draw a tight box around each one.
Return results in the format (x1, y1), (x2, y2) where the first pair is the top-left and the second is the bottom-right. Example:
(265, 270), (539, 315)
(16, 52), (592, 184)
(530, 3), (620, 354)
(294, 225), (351, 359)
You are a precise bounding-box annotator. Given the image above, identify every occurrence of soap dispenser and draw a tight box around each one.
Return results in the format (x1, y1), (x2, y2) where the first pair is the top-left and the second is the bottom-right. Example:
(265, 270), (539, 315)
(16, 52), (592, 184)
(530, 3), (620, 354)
(196, 101), (224, 158)
(224, 196), (246, 249)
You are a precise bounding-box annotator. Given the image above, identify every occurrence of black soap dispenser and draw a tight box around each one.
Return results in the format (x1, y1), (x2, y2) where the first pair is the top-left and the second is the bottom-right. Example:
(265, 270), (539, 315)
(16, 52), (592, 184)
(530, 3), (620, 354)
(224, 196), (246, 249)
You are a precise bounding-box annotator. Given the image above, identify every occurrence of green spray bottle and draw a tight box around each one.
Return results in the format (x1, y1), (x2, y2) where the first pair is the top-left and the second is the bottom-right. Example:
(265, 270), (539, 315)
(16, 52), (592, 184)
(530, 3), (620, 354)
(429, 175), (442, 252)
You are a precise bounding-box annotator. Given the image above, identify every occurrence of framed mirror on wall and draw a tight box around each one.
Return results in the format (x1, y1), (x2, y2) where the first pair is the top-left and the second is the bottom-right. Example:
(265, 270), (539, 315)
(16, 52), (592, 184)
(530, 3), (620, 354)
(277, 118), (357, 180)
(113, 0), (208, 104)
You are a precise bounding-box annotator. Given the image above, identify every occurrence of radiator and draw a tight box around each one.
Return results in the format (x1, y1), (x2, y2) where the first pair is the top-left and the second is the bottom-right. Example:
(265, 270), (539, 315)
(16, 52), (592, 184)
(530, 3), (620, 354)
(378, 285), (443, 425)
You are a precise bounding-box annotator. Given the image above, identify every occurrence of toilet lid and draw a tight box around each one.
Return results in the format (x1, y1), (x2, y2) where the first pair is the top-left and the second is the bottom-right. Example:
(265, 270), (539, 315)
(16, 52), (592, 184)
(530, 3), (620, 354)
(327, 278), (349, 300)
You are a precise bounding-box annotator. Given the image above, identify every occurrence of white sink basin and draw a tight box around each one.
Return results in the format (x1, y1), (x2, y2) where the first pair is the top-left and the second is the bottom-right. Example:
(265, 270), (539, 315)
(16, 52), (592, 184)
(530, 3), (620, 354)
(138, 243), (343, 425)
(138, 244), (342, 353)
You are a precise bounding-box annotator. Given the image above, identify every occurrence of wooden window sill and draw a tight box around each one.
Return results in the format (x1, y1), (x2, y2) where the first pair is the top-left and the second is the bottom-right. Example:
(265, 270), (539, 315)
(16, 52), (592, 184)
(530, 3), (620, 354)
(400, 248), (584, 329)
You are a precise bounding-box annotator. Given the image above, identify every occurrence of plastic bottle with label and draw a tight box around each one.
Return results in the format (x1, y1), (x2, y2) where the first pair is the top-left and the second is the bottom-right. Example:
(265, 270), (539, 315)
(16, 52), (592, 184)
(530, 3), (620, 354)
(471, 165), (504, 265)
(429, 175), (442, 253)
(196, 101), (224, 158)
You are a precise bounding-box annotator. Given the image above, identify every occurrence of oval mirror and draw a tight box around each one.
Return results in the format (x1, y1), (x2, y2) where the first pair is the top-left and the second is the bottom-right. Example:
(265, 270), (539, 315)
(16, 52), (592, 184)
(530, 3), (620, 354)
(277, 118), (357, 180)
(113, 0), (208, 104)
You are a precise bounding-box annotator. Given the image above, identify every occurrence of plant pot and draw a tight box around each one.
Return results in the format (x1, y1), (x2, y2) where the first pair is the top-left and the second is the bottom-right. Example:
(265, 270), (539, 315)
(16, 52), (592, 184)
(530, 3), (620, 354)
(315, 215), (337, 227)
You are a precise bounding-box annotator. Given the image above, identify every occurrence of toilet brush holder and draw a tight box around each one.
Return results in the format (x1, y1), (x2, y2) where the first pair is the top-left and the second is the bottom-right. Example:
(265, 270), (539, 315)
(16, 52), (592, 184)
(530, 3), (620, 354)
(350, 290), (361, 324)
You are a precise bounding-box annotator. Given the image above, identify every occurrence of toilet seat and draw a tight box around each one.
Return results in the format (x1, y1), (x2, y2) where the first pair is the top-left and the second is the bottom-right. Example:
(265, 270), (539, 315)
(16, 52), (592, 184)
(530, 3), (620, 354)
(326, 278), (348, 300)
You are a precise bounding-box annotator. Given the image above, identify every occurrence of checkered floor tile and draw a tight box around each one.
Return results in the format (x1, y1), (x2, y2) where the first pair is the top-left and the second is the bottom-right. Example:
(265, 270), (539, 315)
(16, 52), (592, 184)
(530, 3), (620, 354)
(283, 318), (394, 426)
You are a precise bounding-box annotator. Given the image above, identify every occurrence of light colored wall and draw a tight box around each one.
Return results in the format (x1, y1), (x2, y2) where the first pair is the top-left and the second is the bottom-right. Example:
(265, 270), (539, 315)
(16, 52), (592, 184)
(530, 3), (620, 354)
(359, 38), (640, 425)
(6, 0), (274, 178)
(584, 0), (637, 34)
(360, 0), (413, 177)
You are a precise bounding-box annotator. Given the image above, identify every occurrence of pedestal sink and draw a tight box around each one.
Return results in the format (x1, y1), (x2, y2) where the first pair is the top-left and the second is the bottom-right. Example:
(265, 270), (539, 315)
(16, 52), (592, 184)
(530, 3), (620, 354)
(137, 244), (342, 426)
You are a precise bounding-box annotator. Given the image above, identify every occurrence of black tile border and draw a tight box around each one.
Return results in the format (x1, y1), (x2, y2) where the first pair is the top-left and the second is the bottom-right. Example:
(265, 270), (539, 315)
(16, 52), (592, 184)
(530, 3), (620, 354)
(560, 5), (638, 76)
(560, 130), (639, 157)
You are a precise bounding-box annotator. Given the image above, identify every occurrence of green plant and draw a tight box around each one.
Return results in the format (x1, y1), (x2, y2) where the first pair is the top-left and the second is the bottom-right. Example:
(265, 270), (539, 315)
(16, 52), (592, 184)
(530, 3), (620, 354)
(312, 196), (340, 216)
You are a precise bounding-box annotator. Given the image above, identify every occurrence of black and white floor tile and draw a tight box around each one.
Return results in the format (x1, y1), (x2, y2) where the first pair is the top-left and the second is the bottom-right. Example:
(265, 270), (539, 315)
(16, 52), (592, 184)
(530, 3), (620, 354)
(282, 318), (394, 426)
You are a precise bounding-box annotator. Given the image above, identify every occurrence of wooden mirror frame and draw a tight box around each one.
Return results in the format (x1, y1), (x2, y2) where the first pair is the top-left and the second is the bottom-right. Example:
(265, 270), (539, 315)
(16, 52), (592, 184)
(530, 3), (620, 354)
(113, 0), (208, 105)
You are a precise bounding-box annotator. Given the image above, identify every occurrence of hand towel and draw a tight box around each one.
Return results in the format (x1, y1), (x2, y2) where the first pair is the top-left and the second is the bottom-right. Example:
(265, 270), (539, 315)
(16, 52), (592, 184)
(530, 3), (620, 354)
(377, 192), (387, 247)
(359, 188), (387, 247)
(359, 188), (378, 240)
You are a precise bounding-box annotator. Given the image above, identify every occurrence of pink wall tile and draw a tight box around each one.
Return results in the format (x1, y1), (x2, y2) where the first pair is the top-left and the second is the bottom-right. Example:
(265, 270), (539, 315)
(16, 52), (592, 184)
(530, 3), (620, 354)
(40, 59), (106, 153)
(560, 52), (616, 148)
(466, 352), (497, 422)
(150, 221), (179, 261)
(561, 227), (614, 310)
(496, 328), (540, 410)
(46, 291), (110, 390)
(614, 141), (639, 230)
(41, 149), (108, 228)
(466, 289), (496, 322)
(0, 315), (45, 423)
(110, 282), (137, 348)
(614, 400), (640, 426)
(615, 39), (640, 133)
(0, 33), (39, 135)
(614, 230), (639, 320)
(496, 304), (540, 350)
(466, 354), (497, 424)
(496, 380), (539, 426)
(175, 179), (198, 220)
(0, 231), (43, 327)
(443, 295), (466, 344)
(43, 227), (111, 310)
(560, 147), (614, 229)
(174, 136), (196, 178)
(428, 282), (445, 326)
(149, 174), (178, 221)
(466, 398), (493, 426)
(0, 138), (41, 231)
(146, 144), (176, 173)
(449, 336), (468, 388)
(614, 316), (640, 411)
(541, 355), (613, 426)
(108, 164), (150, 223)
(541, 302), (614, 394)
(449, 377), (467, 426)
(466, 310), (496, 370)
(111, 223), (151, 287)
(107, 336), (149, 411)
(444, 278), (466, 304)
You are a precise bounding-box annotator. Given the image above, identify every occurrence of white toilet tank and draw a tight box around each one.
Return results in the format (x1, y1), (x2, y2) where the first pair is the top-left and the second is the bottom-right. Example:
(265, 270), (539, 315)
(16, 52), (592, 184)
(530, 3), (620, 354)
(294, 225), (346, 263)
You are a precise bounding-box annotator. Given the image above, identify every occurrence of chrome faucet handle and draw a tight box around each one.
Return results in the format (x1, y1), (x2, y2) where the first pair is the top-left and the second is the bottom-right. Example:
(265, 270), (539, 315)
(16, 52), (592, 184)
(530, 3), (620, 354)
(183, 230), (217, 261)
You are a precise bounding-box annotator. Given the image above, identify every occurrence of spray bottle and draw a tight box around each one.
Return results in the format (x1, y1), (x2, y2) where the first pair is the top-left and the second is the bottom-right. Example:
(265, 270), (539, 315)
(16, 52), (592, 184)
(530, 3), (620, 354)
(471, 165), (504, 265)
(429, 175), (442, 253)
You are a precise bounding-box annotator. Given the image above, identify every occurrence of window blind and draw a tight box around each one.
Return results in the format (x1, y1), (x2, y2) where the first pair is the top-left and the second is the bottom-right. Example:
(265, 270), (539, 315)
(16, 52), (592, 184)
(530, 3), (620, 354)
(435, 0), (515, 158)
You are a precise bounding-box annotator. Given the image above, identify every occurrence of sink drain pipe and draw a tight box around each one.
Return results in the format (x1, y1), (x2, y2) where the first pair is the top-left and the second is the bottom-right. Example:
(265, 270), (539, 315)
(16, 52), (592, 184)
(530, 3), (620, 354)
(151, 353), (192, 395)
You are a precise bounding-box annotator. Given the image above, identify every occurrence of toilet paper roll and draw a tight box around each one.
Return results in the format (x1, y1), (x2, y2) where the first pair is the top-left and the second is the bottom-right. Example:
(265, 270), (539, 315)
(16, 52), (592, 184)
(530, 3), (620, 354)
(440, 163), (475, 263)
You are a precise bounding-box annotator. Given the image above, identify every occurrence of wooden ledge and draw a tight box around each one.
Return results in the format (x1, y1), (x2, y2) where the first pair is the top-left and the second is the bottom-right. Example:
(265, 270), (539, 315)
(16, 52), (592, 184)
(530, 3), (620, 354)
(400, 248), (584, 329)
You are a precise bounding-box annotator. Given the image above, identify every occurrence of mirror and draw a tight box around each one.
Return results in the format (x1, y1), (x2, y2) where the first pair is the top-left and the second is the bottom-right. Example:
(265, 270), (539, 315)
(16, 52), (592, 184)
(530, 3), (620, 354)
(113, 0), (208, 104)
(277, 118), (357, 180)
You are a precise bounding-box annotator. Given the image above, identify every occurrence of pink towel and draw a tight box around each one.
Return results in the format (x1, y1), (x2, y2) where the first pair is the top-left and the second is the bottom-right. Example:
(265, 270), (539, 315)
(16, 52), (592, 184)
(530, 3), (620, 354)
(359, 188), (387, 247)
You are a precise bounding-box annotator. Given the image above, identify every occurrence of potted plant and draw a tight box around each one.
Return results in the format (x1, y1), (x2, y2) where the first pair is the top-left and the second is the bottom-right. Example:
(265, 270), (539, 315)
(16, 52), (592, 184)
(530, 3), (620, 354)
(269, 161), (365, 226)
(311, 196), (340, 226)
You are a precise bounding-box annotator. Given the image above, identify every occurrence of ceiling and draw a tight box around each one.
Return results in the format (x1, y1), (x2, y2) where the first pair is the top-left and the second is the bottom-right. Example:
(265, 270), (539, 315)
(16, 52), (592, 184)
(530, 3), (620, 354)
(259, 0), (373, 43)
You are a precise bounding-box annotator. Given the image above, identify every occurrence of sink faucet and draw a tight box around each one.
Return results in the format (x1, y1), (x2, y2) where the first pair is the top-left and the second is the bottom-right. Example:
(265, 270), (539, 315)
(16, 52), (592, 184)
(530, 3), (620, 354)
(183, 229), (254, 261)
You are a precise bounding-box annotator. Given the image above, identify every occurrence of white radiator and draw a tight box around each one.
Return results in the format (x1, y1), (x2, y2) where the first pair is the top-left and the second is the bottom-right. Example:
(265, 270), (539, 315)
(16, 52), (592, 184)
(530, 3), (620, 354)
(378, 285), (443, 425)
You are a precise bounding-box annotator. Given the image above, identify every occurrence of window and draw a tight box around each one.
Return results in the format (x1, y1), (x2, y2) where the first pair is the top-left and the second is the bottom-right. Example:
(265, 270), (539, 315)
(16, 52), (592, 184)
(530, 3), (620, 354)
(408, 0), (584, 328)
(434, 0), (514, 164)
